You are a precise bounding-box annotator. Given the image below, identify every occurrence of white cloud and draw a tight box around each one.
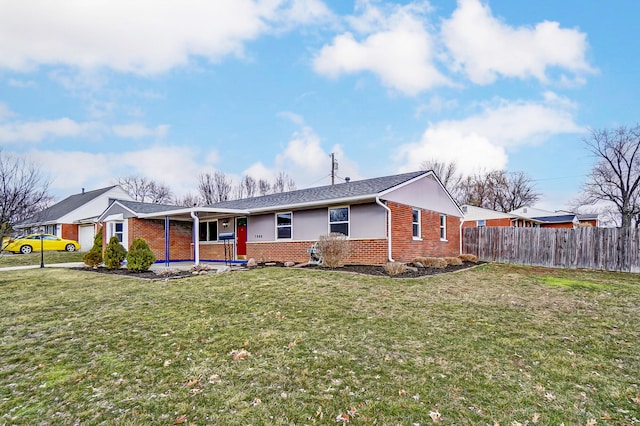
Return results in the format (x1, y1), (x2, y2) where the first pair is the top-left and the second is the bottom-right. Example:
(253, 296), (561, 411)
(28, 144), (206, 196)
(313, 2), (449, 95)
(0, 0), (331, 75)
(277, 111), (306, 126)
(241, 124), (361, 189)
(395, 95), (585, 175)
(0, 118), (101, 144)
(112, 123), (169, 139)
(441, 0), (594, 84)
(7, 78), (36, 88)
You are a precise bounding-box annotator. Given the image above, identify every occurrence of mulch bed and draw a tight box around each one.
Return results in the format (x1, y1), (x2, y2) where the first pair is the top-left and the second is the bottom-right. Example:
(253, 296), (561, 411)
(75, 261), (481, 280)
(300, 261), (481, 278)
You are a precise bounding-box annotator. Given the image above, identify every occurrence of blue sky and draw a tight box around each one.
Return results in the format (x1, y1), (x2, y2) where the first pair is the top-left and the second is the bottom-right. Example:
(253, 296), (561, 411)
(1, 0), (638, 209)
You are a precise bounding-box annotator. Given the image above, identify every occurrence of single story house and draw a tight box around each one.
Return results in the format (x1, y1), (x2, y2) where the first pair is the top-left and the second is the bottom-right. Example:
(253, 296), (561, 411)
(461, 205), (543, 228)
(97, 171), (463, 265)
(14, 185), (133, 251)
(509, 207), (600, 228)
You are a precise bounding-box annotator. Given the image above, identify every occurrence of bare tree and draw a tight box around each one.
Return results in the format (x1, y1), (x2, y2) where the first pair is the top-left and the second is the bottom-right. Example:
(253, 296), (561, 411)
(198, 171), (233, 204)
(174, 192), (201, 207)
(235, 175), (258, 199)
(272, 171), (296, 193)
(420, 159), (462, 196)
(0, 150), (53, 243)
(117, 175), (173, 204)
(258, 179), (271, 196)
(458, 170), (539, 212)
(578, 125), (640, 228)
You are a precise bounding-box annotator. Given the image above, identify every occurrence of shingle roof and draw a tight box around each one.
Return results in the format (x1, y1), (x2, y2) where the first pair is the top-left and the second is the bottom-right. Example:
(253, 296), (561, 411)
(18, 186), (119, 226)
(116, 199), (181, 214)
(533, 214), (576, 224)
(208, 171), (428, 210)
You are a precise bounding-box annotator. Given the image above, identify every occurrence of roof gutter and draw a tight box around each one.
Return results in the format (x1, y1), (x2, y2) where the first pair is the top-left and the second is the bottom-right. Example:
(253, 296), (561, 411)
(376, 196), (394, 262)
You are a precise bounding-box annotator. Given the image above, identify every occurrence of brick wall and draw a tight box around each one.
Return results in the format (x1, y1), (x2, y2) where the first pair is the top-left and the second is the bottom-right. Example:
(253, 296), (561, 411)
(461, 217), (512, 228)
(247, 239), (389, 264)
(129, 218), (194, 261)
(61, 224), (78, 241)
(387, 201), (460, 261)
(541, 222), (575, 229)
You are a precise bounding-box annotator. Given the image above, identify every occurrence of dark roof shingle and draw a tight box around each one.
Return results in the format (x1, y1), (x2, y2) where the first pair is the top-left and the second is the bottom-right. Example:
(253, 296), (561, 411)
(18, 186), (119, 226)
(209, 171), (427, 210)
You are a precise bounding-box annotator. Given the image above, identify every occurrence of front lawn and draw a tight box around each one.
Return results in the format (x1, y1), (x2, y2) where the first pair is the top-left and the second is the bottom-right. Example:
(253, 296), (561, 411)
(1, 264), (638, 424)
(0, 250), (83, 267)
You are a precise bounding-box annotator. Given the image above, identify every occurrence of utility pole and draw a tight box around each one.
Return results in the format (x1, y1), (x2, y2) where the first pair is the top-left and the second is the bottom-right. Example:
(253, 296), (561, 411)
(330, 153), (338, 185)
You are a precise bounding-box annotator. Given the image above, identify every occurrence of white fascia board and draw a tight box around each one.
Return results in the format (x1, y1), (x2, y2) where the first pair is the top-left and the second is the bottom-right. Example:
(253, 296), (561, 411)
(97, 201), (138, 222)
(138, 207), (250, 219)
(246, 194), (377, 214)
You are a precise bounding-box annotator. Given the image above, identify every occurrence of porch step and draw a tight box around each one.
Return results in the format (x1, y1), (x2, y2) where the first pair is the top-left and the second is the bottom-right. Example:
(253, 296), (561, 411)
(236, 255), (247, 260)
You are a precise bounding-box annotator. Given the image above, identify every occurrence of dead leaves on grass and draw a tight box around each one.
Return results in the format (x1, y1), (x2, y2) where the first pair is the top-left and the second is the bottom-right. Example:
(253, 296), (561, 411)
(229, 349), (251, 361)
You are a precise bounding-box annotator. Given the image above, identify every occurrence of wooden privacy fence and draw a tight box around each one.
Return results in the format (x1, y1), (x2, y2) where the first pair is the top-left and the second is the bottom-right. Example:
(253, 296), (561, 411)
(463, 227), (640, 273)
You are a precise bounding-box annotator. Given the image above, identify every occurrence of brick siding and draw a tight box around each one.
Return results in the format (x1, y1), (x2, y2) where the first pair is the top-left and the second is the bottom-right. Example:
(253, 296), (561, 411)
(247, 239), (389, 264)
(129, 218), (194, 261)
(461, 217), (513, 228)
(387, 201), (460, 261)
(61, 224), (78, 241)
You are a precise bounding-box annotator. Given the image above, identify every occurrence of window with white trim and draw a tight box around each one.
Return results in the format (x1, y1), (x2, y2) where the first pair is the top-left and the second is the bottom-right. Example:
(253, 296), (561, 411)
(111, 221), (124, 243)
(199, 220), (218, 242)
(276, 212), (292, 239)
(440, 214), (447, 240)
(476, 219), (486, 227)
(412, 208), (421, 239)
(329, 206), (349, 236)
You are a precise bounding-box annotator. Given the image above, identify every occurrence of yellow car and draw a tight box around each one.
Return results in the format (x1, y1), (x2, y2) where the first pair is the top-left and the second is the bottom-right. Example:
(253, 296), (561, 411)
(2, 234), (81, 254)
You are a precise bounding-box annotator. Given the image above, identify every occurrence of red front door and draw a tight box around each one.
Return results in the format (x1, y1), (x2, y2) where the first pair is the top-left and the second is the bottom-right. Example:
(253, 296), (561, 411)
(236, 217), (247, 258)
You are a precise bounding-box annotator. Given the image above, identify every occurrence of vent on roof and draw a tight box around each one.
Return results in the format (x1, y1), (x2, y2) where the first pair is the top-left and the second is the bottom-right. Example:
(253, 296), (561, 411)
(345, 177), (351, 183)
(523, 207), (527, 213)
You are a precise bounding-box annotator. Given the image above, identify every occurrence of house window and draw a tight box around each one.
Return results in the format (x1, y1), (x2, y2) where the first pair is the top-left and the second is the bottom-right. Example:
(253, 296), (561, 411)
(476, 219), (486, 227)
(110, 221), (124, 243)
(329, 206), (349, 236)
(276, 212), (292, 239)
(199, 221), (218, 242)
(45, 224), (57, 235)
(440, 214), (447, 240)
(412, 208), (421, 239)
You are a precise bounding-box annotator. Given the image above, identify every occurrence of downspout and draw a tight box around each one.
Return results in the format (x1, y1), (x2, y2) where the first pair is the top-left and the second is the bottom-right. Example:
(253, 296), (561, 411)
(190, 210), (200, 265)
(376, 197), (394, 262)
(459, 217), (464, 255)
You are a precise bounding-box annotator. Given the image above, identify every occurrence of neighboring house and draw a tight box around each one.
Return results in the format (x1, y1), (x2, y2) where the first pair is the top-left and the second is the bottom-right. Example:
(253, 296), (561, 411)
(509, 207), (600, 228)
(97, 171), (463, 265)
(461, 205), (543, 228)
(14, 186), (133, 251)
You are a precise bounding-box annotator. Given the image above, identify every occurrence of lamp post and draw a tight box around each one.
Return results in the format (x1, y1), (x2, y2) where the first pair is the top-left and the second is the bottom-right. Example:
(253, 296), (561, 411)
(40, 234), (44, 268)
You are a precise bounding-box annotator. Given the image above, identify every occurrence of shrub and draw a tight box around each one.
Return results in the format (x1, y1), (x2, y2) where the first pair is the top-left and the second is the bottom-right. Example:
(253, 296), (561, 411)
(83, 227), (103, 267)
(384, 261), (408, 276)
(458, 253), (479, 263)
(413, 256), (447, 269)
(126, 238), (156, 272)
(444, 256), (463, 266)
(316, 233), (350, 268)
(104, 236), (127, 270)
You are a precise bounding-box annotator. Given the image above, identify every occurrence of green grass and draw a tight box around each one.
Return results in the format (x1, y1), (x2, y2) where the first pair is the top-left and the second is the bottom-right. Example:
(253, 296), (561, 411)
(0, 250), (83, 267)
(1, 264), (639, 425)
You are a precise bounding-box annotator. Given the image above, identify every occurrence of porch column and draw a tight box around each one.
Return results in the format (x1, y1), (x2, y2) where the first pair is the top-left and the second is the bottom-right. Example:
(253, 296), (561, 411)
(164, 216), (170, 267)
(190, 211), (200, 265)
